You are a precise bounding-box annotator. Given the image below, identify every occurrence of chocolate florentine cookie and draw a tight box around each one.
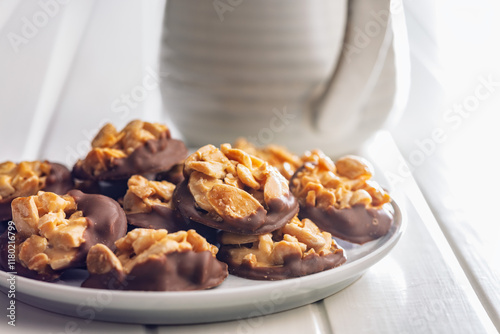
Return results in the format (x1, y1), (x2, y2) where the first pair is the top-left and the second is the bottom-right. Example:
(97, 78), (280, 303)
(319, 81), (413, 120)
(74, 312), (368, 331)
(173, 144), (299, 235)
(82, 228), (228, 291)
(290, 151), (393, 244)
(122, 175), (215, 241)
(0, 190), (127, 281)
(0, 161), (73, 221)
(122, 175), (183, 230)
(218, 216), (346, 280)
(72, 120), (187, 198)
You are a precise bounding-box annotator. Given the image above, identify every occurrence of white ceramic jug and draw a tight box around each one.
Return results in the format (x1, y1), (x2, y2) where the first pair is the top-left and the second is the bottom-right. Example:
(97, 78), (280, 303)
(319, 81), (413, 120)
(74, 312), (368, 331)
(160, 0), (409, 155)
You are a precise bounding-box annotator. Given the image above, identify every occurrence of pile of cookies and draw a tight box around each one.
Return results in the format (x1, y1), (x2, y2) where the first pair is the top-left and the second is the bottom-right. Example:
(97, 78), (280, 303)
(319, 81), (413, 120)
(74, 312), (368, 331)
(0, 120), (393, 291)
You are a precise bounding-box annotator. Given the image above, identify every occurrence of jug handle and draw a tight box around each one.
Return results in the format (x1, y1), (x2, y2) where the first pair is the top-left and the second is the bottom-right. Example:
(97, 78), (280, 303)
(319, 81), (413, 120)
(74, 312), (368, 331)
(313, 0), (394, 138)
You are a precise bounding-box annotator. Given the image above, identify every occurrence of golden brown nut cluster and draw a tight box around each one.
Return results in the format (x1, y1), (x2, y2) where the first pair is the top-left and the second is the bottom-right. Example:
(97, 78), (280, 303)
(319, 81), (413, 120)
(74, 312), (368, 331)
(87, 229), (218, 276)
(0, 161), (51, 201)
(185, 144), (290, 221)
(233, 138), (303, 180)
(76, 120), (169, 177)
(122, 175), (176, 214)
(12, 192), (87, 273)
(291, 153), (390, 210)
(219, 216), (342, 267)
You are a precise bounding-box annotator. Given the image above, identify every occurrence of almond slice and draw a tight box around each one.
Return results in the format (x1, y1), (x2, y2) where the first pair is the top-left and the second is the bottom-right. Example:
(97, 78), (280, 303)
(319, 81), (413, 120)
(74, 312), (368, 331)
(207, 184), (263, 220)
(236, 164), (260, 190)
(185, 160), (226, 179)
(263, 170), (289, 204)
(335, 155), (373, 180)
(188, 172), (222, 213)
(221, 145), (253, 169)
(87, 243), (123, 275)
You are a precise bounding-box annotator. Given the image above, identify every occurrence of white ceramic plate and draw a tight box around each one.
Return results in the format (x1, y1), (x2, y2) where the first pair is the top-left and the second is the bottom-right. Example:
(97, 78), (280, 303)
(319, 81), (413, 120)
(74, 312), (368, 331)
(0, 201), (404, 325)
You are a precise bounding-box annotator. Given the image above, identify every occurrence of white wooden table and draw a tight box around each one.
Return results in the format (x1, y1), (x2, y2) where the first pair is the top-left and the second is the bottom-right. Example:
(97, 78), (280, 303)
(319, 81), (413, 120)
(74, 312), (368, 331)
(0, 131), (497, 333)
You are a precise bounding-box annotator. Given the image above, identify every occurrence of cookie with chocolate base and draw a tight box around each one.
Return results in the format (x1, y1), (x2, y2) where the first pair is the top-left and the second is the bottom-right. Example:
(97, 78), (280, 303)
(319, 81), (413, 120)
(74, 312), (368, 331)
(173, 144), (299, 235)
(0, 161), (73, 222)
(290, 152), (393, 244)
(82, 229), (228, 291)
(218, 216), (346, 280)
(0, 190), (127, 281)
(123, 175), (216, 241)
(72, 120), (187, 199)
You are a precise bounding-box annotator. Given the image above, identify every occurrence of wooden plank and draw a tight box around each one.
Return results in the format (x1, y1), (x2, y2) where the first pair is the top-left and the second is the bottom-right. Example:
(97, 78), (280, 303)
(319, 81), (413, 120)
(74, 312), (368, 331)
(409, 116), (500, 331)
(323, 195), (492, 333)
(0, 292), (147, 334)
(158, 303), (329, 334)
(318, 131), (497, 333)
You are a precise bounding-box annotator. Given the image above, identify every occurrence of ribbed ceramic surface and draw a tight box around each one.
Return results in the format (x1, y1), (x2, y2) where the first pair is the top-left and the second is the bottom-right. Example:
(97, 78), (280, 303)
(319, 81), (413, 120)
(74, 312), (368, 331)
(160, 0), (346, 147)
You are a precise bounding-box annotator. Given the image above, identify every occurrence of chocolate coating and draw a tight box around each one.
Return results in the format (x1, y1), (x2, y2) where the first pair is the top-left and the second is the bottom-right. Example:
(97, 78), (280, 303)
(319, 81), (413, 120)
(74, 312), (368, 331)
(0, 162), (74, 222)
(74, 180), (102, 195)
(0, 207), (10, 225)
(82, 250), (228, 291)
(299, 203), (394, 244)
(173, 180), (299, 235)
(126, 205), (185, 230)
(86, 179), (129, 200)
(72, 132), (188, 181)
(0, 186), (128, 281)
(43, 162), (75, 194)
(218, 249), (346, 281)
(69, 190), (128, 267)
(155, 163), (185, 185)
